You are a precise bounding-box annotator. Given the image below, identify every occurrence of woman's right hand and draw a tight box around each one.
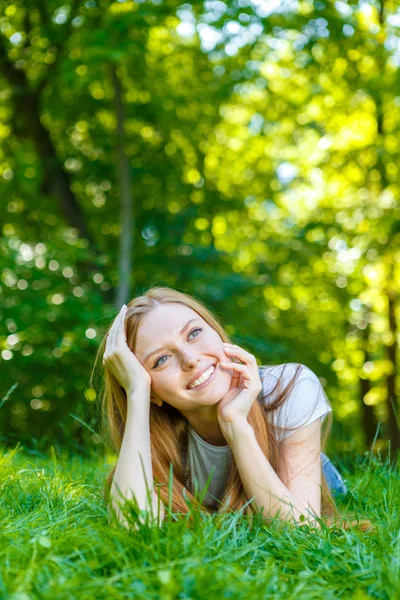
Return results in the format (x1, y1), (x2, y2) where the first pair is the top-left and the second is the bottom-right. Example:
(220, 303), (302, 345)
(103, 304), (152, 398)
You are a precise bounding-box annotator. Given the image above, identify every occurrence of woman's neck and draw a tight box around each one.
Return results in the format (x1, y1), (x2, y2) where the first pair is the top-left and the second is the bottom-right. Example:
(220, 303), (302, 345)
(188, 420), (228, 446)
(181, 405), (228, 446)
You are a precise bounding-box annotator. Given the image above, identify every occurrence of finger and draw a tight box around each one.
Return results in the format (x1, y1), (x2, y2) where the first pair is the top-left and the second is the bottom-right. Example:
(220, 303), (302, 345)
(223, 353), (245, 364)
(222, 344), (255, 364)
(104, 327), (112, 354)
(108, 306), (126, 347)
(232, 370), (241, 388)
(223, 343), (255, 361)
(229, 372), (240, 390)
(115, 305), (128, 340)
(106, 317), (119, 350)
(220, 361), (244, 383)
(105, 325), (118, 358)
(220, 361), (253, 382)
(219, 361), (248, 372)
(222, 347), (246, 363)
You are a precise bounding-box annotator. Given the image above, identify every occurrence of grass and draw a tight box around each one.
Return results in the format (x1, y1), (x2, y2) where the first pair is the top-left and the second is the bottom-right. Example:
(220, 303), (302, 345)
(1, 444), (399, 600)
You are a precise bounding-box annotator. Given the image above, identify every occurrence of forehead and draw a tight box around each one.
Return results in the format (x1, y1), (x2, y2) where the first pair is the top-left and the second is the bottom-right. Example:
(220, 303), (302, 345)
(135, 304), (203, 355)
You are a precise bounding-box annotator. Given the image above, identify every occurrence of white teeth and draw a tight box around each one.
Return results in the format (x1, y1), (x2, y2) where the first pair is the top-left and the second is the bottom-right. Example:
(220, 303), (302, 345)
(188, 365), (215, 389)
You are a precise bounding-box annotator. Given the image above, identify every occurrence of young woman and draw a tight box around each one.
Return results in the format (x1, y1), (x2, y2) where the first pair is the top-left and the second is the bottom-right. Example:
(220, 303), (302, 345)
(94, 286), (350, 530)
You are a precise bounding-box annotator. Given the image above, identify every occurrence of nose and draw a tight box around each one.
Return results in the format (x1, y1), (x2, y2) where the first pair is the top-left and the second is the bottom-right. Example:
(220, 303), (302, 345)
(179, 350), (201, 370)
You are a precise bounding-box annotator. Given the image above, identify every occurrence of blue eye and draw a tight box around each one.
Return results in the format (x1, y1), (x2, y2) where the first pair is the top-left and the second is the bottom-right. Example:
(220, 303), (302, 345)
(189, 327), (202, 340)
(153, 327), (203, 368)
(154, 356), (167, 367)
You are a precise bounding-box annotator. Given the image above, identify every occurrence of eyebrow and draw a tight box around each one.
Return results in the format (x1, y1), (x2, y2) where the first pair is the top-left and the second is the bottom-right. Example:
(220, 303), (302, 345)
(143, 318), (201, 364)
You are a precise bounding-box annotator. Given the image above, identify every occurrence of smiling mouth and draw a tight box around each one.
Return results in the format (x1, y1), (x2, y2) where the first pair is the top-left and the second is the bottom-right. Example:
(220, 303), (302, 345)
(187, 363), (217, 390)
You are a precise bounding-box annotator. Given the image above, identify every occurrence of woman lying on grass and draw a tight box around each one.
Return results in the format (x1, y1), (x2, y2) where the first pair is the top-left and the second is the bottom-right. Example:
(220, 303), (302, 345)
(93, 286), (371, 531)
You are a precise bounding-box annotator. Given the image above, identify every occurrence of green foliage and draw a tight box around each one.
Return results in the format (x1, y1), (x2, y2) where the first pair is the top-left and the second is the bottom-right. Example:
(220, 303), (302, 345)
(0, 0), (399, 452)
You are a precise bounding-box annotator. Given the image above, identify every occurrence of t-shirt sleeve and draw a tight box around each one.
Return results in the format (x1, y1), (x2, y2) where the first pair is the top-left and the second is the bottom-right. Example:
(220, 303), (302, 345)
(260, 363), (332, 443)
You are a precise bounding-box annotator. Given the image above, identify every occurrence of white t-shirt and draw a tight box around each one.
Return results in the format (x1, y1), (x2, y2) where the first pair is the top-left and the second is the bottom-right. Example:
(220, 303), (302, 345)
(186, 363), (332, 509)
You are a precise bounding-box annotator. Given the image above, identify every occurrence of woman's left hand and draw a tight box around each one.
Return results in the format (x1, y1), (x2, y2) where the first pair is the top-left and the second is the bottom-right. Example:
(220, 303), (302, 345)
(217, 343), (263, 429)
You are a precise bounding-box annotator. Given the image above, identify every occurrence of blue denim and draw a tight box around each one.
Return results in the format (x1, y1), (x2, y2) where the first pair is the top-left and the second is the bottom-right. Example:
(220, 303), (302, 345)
(321, 452), (348, 497)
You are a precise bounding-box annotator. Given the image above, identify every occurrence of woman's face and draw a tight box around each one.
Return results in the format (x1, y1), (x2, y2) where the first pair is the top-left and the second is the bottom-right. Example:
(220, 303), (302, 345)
(134, 304), (233, 413)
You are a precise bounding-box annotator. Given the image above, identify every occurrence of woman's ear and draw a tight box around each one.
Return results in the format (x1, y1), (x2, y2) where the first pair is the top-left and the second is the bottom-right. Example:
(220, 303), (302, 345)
(151, 395), (163, 407)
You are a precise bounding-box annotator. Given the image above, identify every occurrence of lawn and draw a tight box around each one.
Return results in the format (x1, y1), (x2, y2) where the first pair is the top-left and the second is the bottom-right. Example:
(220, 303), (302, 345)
(1, 444), (399, 600)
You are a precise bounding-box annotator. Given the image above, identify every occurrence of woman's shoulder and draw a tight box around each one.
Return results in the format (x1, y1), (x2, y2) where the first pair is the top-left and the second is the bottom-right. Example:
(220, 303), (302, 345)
(258, 362), (319, 394)
(258, 362), (332, 441)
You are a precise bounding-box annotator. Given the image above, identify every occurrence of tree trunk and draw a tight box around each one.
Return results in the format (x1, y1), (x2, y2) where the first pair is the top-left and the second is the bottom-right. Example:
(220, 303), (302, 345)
(111, 65), (134, 308)
(0, 37), (95, 245)
(386, 282), (400, 460)
(360, 306), (377, 450)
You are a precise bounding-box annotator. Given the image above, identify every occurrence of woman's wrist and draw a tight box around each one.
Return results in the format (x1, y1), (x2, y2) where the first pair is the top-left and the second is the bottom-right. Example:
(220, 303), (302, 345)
(219, 418), (253, 445)
(126, 386), (151, 406)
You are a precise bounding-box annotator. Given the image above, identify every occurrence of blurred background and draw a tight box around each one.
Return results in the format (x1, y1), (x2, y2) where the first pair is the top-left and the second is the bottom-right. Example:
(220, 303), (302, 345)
(0, 0), (399, 461)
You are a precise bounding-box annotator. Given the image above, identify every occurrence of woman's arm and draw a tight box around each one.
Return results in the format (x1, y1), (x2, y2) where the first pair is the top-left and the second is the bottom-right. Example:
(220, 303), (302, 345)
(110, 392), (165, 530)
(103, 305), (165, 530)
(223, 419), (321, 527)
(275, 418), (322, 520)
